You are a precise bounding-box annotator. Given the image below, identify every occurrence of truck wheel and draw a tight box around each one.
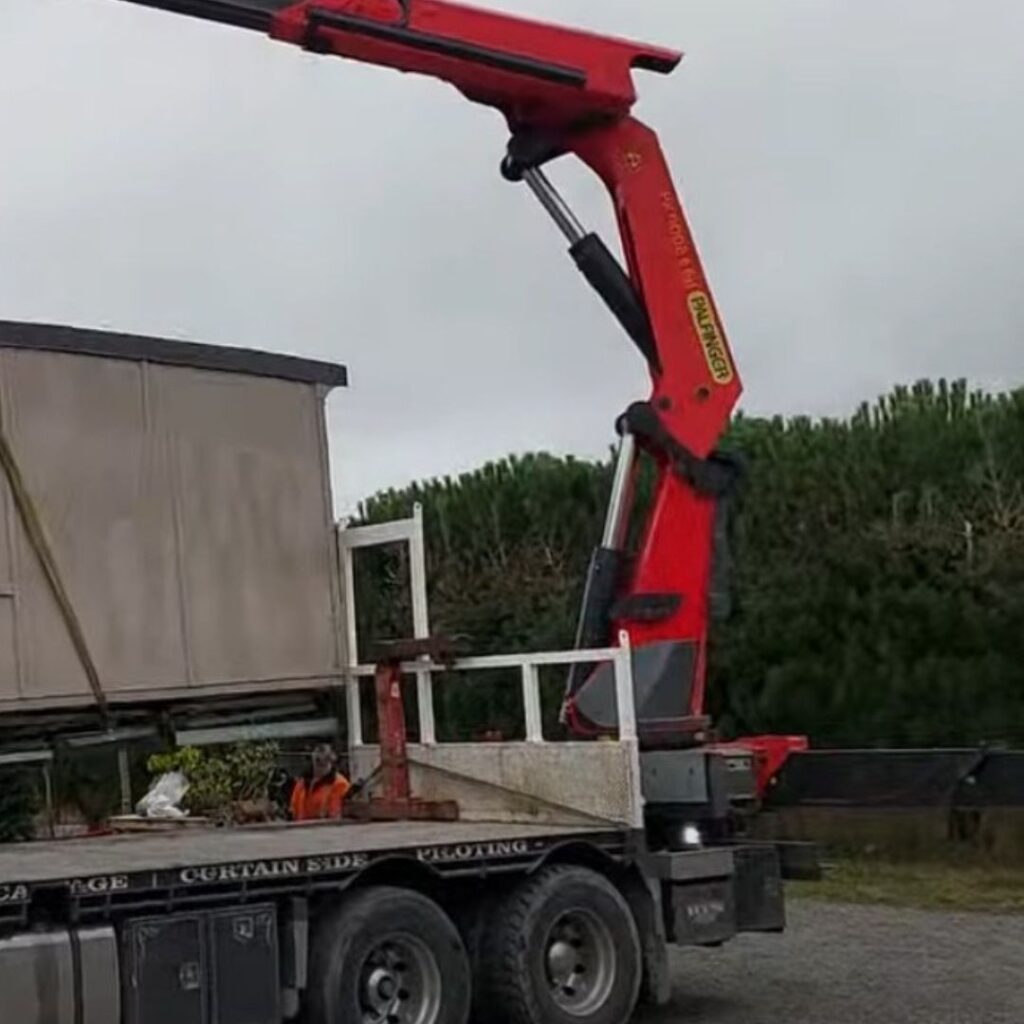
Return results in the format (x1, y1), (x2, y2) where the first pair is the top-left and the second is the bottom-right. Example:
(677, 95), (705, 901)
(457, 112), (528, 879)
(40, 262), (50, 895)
(308, 886), (471, 1024)
(480, 865), (641, 1024)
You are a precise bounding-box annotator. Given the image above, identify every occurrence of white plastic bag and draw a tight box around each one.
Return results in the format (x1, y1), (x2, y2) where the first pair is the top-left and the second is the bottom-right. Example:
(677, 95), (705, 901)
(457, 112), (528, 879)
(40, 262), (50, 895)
(136, 770), (190, 818)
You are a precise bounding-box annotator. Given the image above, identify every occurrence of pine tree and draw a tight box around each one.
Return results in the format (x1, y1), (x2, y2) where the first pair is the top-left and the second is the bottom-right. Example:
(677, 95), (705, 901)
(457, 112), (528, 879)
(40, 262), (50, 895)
(352, 382), (1024, 748)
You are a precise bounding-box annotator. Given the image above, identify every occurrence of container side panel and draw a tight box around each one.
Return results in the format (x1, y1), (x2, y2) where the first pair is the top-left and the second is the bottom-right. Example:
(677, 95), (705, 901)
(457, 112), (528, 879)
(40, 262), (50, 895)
(0, 443), (10, 584)
(0, 599), (16, 699)
(4, 349), (187, 699)
(0, 351), (19, 698)
(153, 366), (339, 686)
(316, 388), (347, 673)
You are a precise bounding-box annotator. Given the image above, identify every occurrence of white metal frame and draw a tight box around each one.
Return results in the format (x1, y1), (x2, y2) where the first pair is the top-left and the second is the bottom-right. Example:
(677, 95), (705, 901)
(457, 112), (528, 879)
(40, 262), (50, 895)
(338, 504), (433, 747)
(338, 506), (639, 748)
(344, 632), (637, 747)
(345, 635), (642, 828)
(337, 511), (643, 826)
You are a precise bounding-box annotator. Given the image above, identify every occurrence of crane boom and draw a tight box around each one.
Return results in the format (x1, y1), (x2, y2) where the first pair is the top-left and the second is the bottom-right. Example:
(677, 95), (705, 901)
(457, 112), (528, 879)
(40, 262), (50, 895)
(109, 0), (744, 744)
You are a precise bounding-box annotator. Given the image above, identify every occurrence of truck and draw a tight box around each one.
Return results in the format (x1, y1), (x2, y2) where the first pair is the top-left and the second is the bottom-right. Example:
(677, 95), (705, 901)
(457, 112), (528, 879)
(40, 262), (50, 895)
(0, 2), (815, 1022)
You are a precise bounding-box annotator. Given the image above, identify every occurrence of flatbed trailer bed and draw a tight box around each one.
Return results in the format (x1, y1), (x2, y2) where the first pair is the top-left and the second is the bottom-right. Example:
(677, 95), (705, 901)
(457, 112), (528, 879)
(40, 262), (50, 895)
(0, 820), (628, 925)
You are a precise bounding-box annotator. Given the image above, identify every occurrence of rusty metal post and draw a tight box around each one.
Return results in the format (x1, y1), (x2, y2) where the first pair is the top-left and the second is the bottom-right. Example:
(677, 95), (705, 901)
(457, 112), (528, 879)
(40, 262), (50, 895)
(374, 660), (411, 805)
(345, 637), (461, 823)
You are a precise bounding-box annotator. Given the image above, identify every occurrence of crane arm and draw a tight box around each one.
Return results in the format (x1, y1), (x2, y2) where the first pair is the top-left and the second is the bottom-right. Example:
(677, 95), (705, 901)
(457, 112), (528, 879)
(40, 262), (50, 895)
(110, 0), (743, 743)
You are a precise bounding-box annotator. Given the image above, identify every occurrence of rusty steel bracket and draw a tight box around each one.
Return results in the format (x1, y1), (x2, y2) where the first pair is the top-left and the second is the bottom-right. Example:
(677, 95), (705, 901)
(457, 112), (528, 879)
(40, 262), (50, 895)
(370, 634), (468, 666)
(346, 635), (462, 823)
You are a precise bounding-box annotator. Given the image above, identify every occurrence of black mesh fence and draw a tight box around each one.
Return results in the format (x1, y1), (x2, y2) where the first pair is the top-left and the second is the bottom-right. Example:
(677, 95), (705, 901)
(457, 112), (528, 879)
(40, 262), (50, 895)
(768, 749), (1024, 809)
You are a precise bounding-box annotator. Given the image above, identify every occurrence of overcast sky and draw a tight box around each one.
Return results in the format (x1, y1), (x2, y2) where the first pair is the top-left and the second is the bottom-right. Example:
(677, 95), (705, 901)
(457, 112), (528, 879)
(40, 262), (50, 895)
(3, 0), (1023, 515)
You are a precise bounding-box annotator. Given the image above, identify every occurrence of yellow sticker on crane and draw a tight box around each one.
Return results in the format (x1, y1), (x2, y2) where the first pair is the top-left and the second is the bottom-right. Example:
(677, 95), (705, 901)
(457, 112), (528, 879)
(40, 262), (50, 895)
(688, 291), (734, 385)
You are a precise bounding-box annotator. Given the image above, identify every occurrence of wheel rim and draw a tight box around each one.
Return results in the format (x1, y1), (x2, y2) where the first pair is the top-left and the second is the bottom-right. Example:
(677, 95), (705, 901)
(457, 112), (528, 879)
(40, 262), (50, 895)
(543, 909), (617, 1017)
(357, 933), (443, 1024)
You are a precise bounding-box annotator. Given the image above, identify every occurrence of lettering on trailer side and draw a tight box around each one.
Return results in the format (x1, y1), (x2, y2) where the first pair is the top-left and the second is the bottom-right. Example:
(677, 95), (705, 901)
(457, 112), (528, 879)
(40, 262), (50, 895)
(304, 853), (369, 873)
(0, 883), (28, 904)
(180, 859), (303, 885)
(69, 875), (129, 896)
(47, 839), (558, 900)
(178, 853), (370, 886)
(415, 838), (532, 864)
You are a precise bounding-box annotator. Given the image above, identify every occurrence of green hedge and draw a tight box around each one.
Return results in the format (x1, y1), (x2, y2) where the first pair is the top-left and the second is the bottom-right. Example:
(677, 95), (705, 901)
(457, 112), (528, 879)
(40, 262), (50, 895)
(353, 380), (1024, 748)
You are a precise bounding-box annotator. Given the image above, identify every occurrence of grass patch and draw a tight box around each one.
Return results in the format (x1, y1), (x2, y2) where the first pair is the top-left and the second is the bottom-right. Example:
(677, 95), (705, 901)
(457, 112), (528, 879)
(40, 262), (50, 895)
(790, 859), (1024, 914)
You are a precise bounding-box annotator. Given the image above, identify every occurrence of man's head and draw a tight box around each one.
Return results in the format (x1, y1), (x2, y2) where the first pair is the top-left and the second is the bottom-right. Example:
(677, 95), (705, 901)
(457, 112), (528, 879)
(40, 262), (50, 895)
(310, 743), (337, 781)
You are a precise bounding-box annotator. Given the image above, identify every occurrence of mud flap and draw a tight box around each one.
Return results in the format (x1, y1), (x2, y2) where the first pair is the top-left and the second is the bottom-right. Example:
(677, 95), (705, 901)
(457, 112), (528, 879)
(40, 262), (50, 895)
(669, 881), (736, 946)
(733, 844), (785, 933)
(665, 843), (785, 946)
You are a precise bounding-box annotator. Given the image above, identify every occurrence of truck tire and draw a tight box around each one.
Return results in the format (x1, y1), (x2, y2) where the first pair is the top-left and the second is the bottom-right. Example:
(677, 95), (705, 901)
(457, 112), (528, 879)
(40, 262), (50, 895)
(308, 885), (471, 1024)
(479, 865), (642, 1024)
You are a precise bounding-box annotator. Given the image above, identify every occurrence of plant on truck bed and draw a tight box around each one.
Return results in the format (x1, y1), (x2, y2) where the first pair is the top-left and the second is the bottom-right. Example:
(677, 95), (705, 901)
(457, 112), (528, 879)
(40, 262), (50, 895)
(145, 742), (281, 822)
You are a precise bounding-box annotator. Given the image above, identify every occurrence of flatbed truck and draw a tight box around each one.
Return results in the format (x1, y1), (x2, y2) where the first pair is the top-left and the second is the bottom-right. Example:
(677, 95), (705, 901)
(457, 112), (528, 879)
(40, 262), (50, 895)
(0, 323), (803, 1024)
(0, 680), (790, 1024)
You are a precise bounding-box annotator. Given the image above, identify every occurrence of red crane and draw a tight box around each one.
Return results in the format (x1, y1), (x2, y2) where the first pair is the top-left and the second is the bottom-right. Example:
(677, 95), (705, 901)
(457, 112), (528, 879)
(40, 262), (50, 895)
(106, 0), (798, 772)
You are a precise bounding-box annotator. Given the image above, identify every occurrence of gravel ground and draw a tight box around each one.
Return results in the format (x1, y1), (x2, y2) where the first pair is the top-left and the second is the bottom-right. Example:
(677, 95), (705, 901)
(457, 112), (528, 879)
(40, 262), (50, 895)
(637, 899), (1024, 1024)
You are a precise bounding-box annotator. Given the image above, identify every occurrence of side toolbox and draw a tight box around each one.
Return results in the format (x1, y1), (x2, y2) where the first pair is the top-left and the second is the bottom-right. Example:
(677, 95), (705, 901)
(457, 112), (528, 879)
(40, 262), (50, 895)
(123, 913), (208, 1024)
(123, 904), (280, 1024)
(210, 905), (281, 1024)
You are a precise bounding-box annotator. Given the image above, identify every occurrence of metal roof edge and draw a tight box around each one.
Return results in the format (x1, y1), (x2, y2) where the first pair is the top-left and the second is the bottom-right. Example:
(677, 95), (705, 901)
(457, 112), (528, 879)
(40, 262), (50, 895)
(0, 320), (348, 389)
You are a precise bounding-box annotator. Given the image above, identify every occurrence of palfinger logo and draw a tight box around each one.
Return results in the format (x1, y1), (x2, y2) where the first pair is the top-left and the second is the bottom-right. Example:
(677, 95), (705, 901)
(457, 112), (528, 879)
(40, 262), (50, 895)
(688, 291), (734, 385)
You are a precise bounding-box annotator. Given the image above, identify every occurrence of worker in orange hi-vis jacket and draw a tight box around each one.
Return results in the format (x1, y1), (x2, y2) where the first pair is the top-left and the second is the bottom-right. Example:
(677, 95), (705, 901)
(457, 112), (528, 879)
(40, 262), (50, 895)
(289, 744), (352, 821)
